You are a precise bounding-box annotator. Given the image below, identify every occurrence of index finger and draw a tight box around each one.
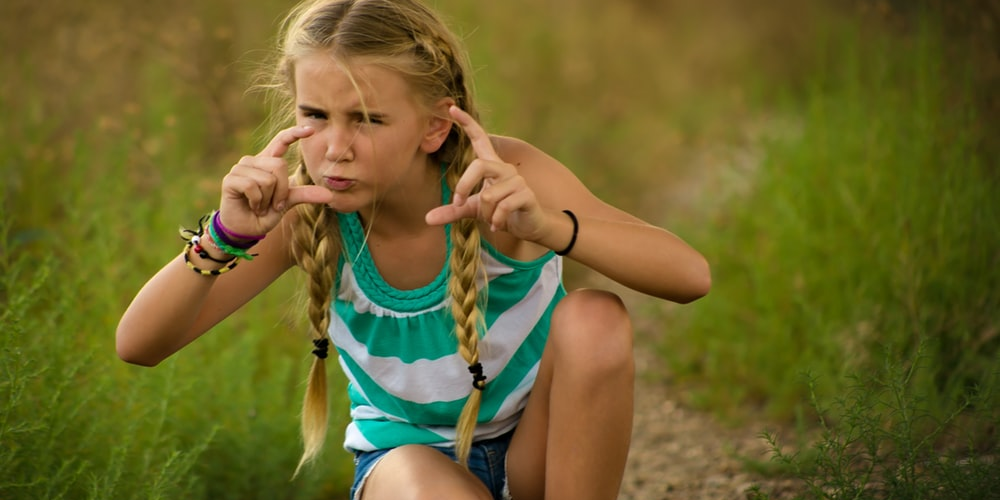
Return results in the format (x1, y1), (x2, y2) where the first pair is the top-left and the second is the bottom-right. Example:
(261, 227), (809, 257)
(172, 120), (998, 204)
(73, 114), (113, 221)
(450, 106), (500, 162)
(260, 125), (315, 158)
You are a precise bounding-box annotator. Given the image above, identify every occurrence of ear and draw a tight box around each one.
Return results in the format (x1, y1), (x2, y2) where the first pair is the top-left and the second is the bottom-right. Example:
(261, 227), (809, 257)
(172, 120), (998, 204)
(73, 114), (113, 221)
(420, 97), (455, 154)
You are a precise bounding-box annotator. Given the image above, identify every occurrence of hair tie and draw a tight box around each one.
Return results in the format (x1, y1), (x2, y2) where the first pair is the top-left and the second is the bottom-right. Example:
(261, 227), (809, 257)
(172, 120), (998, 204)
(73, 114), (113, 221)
(311, 338), (330, 359)
(468, 362), (487, 391)
(555, 210), (578, 256)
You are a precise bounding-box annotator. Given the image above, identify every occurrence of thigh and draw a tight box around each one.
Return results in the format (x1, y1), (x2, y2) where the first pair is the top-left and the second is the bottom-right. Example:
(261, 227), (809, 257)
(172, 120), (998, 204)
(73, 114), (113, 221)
(360, 445), (494, 500)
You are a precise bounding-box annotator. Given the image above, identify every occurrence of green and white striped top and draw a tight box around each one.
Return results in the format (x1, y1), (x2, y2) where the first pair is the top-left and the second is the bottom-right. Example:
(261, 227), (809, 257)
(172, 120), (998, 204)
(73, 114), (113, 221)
(331, 209), (566, 452)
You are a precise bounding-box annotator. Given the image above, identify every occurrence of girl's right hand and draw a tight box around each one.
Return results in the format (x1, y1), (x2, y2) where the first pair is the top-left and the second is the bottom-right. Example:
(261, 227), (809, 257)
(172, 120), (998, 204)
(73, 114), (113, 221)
(217, 126), (334, 237)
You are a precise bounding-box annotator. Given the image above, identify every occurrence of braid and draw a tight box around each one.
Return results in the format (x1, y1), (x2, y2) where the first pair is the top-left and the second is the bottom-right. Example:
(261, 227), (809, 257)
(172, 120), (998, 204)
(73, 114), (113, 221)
(447, 154), (487, 467)
(290, 165), (340, 477)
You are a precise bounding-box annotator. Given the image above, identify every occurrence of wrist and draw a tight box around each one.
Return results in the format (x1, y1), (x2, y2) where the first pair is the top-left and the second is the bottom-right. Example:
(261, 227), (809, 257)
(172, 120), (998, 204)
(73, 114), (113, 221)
(193, 234), (235, 262)
(553, 210), (578, 256)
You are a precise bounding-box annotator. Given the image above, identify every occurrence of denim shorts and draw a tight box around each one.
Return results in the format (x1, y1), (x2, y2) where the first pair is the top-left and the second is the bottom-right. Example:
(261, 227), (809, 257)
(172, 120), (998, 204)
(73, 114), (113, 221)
(350, 431), (513, 500)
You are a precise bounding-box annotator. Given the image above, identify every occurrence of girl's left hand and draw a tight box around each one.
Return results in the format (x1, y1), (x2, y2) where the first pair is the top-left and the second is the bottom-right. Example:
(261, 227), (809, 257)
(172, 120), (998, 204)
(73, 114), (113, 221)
(425, 106), (546, 241)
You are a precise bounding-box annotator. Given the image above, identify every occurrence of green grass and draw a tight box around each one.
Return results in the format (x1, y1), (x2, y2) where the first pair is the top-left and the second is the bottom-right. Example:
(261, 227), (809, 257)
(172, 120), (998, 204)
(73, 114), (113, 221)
(753, 343), (1000, 499)
(663, 6), (998, 418)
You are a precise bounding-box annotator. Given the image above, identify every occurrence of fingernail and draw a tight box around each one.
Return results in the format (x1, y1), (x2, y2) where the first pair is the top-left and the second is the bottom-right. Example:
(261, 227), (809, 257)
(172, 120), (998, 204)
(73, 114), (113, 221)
(276, 202), (286, 212)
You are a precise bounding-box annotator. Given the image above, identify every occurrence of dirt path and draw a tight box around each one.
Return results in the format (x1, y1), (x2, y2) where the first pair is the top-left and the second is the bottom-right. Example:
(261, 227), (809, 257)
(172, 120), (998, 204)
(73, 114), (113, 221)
(621, 346), (801, 500)
(564, 274), (803, 500)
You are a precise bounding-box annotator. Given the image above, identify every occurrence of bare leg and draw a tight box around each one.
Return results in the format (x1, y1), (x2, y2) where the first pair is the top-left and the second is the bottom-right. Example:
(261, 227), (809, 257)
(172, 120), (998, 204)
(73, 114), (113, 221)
(361, 445), (493, 500)
(506, 289), (635, 500)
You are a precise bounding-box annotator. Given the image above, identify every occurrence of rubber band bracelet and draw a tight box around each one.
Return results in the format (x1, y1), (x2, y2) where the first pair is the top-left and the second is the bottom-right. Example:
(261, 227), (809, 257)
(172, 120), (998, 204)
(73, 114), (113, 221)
(554, 210), (578, 256)
(210, 212), (260, 251)
(183, 243), (238, 276)
(212, 210), (266, 242)
(207, 223), (257, 261)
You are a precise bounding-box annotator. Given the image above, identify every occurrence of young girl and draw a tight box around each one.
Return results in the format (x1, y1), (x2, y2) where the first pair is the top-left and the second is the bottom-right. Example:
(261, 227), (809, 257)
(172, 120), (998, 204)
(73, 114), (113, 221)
(116, 0), (710, 498)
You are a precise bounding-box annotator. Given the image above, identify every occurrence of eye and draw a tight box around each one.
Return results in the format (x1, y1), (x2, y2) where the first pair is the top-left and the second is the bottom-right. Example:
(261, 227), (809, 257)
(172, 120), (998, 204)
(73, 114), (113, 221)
(297, 106), (327, 121)
(350, 112), (384, 126)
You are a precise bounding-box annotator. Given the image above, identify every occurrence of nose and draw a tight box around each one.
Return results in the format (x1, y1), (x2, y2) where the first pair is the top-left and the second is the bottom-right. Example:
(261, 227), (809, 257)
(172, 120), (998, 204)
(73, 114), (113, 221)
(323, 124), (356, 163)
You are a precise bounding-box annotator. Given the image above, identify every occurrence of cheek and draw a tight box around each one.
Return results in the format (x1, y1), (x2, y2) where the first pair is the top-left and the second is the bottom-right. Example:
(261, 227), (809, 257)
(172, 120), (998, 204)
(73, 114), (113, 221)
(299, 136), (322, 160)
(297, 140), (323, 176)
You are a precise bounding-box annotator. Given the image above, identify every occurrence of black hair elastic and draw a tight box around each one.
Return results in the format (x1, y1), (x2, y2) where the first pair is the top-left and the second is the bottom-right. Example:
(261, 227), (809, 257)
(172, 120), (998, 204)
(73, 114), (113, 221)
(555, 210), (578, 256)
(312, 338), (330, 359)
(468, 362), (487, 391)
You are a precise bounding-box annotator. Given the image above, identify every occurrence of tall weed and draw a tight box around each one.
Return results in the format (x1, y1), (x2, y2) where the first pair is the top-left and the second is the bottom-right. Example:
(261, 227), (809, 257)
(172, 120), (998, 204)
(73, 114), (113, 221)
(665, 7), (999, 426)
(757, 345), (1000, 499)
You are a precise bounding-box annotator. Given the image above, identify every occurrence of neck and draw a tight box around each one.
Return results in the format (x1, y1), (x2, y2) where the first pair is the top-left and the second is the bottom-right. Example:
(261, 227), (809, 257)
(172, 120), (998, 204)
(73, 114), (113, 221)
(357, 161), (444, 238)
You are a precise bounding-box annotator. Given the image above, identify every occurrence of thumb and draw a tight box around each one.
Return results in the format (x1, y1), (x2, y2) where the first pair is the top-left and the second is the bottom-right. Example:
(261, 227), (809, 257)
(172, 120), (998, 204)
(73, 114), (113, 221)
(285, 185), (335, 209)
(425, 198), (479, 226)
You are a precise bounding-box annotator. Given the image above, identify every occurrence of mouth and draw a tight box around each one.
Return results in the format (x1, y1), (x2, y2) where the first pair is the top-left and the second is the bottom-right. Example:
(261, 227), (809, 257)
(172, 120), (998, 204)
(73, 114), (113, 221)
(323, 176), (356, 192)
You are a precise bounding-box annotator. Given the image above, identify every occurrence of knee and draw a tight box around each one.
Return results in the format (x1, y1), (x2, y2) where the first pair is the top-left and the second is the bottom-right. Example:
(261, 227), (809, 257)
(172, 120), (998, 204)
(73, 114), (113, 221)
(549, 289), (634, 378)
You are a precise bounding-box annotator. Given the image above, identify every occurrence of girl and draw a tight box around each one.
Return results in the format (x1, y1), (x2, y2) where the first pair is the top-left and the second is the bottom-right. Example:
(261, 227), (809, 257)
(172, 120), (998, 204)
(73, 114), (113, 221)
(116, 0), (710, 498)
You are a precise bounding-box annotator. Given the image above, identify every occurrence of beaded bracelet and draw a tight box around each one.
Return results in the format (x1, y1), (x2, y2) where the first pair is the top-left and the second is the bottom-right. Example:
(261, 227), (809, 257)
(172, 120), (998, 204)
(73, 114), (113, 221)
(183, 242), (238, 276)
(190, 235), (234, 264)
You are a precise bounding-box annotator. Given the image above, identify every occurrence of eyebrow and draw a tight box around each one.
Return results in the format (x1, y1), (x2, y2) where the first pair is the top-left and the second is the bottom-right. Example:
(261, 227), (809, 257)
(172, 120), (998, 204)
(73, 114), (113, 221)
(297, 104), (326, 114)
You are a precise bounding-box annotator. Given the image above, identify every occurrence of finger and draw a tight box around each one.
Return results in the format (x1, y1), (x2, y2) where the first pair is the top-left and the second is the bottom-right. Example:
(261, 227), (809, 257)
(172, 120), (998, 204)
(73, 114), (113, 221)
(489, 189), (534, 232)
(231, 161), (283, 215)
(451, 158), (488, 206)
(285, 185), (335, 209)
(223, 172), (267, 214)
(449, 106), (500, 162)
(260, 125), (315, 158)
(425, 196), (480, 226)
(477, 175), (524, 229)
(251, 156), (291, 212)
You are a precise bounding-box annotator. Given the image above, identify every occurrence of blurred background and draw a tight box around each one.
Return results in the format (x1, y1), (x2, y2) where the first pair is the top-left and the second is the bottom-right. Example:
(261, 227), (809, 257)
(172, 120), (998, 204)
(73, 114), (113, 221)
(1, 0), (997, 498)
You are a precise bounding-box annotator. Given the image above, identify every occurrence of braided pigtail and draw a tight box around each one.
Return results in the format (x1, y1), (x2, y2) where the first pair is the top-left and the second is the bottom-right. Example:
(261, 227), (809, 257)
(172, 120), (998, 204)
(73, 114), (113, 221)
(446, 153), (487, 467)
(290, 165), (340, 477)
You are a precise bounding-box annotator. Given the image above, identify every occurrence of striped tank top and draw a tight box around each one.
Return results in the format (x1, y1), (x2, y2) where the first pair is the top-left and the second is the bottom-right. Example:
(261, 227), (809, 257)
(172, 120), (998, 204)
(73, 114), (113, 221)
(330, 208), (566, 452)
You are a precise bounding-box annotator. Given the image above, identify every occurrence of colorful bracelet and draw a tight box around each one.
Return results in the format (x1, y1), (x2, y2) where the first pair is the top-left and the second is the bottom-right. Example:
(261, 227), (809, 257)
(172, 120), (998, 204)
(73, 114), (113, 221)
(211, 211), (265, 246)
(213, 210), (266, 241)
(207, 222), (257, 261)
(183, 243), (238, 276)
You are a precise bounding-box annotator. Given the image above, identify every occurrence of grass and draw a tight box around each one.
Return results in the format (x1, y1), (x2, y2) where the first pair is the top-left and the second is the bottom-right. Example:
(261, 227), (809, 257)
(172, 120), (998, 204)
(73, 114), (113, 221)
(2, 0), (997, 498)
(663, 4), (999, 421)
(752, 343), (1000, 499)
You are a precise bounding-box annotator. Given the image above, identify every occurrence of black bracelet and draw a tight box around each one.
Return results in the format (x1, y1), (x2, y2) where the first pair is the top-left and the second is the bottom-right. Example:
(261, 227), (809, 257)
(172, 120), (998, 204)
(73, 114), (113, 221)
(555, 210), (578, 256)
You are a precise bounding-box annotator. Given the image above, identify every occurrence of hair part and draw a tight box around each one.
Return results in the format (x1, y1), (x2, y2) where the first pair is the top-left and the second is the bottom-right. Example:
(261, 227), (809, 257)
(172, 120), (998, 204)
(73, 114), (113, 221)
(270, 0), (487, 473)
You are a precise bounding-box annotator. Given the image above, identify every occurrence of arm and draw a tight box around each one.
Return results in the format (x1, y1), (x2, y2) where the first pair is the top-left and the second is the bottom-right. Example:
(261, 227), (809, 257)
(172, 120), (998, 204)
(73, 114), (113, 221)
(116, 126), (335, 366)
(508, 139), (710, 303)
(115, 220), (297, 366)
(426, 107), (710, 304)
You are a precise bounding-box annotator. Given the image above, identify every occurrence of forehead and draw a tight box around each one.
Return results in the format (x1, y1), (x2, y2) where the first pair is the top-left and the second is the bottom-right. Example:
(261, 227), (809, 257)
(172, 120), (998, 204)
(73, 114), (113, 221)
(293, 53), (417, 109)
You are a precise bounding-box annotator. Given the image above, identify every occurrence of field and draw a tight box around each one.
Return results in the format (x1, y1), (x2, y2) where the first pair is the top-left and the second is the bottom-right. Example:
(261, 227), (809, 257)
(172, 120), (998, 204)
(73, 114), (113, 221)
(2, 0), (998, 498)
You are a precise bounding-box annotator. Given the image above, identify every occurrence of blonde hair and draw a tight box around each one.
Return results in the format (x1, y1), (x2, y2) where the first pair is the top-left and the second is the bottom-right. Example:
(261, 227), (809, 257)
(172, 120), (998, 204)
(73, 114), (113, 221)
(268, 0), (486, 474)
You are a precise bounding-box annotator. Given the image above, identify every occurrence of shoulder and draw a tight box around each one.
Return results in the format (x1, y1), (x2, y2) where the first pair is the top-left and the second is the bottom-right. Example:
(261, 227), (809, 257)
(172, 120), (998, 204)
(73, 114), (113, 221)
(492, 135), (554, 168)
(490, 134), (591, 207)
